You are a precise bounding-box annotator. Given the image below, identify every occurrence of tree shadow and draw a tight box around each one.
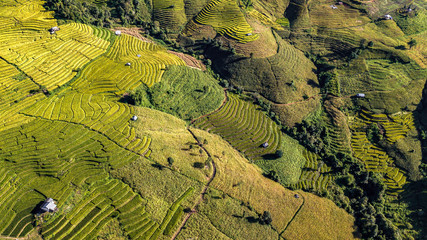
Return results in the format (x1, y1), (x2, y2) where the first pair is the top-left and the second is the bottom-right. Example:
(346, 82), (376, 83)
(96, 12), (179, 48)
(401, 79), (427, 236)
(118, 94), (134, 104)
(31, 200), (45, 215)
(261, 153), (280, 160)
(151, 163), (164, 170)
(307, 79), (320, 88)
(246, 216), (259, 223)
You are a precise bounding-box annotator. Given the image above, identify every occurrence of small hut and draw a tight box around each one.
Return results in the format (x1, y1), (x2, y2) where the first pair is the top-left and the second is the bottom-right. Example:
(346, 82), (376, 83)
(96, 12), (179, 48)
(131, 115), (138, 121)
(40, 198), (57, 212)
(356, 93), (365, 98)
(261, 142), (269, 148)
(115, 30), (122, 36)
(294, 194), (299, 199)
(246, 33), (253, 36)
(137, 54), (141, 57)
(384, 14), (393, 20)
(125, 62), (131, 66)
(49, 26), (60, 34)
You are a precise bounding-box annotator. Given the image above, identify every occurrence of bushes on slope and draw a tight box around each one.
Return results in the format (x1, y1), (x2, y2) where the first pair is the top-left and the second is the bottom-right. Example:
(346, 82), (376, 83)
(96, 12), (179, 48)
(129, 66), (224, 121)
(44, 0), (151, 27)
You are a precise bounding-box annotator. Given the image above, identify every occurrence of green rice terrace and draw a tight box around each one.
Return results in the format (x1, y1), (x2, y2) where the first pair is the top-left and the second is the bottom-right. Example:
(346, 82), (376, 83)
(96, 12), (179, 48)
(0, 0), (426, 239)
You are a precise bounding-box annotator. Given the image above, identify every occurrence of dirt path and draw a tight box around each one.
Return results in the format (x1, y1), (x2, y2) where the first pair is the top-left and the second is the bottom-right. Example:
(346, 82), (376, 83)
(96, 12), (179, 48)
(170, 127), (217, 240)
(0, 236), (27, 240)
(279, 193), (306, 238)
(190, 89), (228, 125)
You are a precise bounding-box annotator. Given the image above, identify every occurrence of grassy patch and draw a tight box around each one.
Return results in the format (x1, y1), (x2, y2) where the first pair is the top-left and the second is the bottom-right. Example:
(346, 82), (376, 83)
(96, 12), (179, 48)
(175, 211), (231, 240)
(195, 188), (278, 240)
(255, 134), (306, 185)
(131, 65), (225, 121)
(281, 191), (357, 240)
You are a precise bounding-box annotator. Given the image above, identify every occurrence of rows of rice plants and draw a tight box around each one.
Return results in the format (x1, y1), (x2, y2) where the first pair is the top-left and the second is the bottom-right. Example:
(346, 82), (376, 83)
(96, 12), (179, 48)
(194, 0), (259, 43)
(21, 89), (152, 157)
(349, 109), (413, 195)
(247, 9), (284, 30)
(152, 0), (187, 30)
(0, 1), (111, 90)
(193, 93), (281, 160)
(309, 1), (371, 29)
(41, 179), (153, 240)
(356, 109), (415, 143)
(117, 187), (194, 239)
(0, 168), (45, 238)
(0, 59), (45, 131)
(0, 118), (145, 238)
(325, 70), (340, 96)
(0, 1), (195, 239)
(366, 59), (414, 91)
(323, 114), (351, 154)
(71, 34), (185, 95)
(287, 150), (335, 190)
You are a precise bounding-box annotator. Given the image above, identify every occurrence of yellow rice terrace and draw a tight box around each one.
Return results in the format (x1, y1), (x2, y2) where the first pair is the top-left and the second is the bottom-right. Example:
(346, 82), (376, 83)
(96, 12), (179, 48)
(0, 0), (426, 239)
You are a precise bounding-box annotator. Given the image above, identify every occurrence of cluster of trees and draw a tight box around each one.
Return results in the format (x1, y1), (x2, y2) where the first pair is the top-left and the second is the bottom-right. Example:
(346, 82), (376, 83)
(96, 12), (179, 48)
(366, 123), (383, 144)
(44, 0), (151, 27)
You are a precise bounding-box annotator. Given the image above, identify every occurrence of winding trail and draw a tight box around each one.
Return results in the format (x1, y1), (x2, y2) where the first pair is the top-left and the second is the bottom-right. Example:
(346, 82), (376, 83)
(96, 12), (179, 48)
(170, 127), (217, 240)
(279, 193), (306, 238)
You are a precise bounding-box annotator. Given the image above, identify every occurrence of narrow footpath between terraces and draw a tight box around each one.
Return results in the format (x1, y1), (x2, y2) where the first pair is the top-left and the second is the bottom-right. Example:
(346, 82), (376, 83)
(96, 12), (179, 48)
(170, 127), (217, 240)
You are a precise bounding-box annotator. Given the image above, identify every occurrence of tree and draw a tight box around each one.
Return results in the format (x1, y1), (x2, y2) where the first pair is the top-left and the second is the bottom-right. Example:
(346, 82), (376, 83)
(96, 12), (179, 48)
(260, 211), (272, 225)
(167, 157), (174, 166)
(408, 39), (417, 49)
(275, 150), (283, 158)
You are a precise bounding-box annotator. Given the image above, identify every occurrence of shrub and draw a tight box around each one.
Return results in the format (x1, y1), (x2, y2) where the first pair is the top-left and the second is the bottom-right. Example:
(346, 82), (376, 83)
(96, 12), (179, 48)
(193, 162), (204, 168)
(408, 39), (417, 48)
(259, 211), (272, 225)
(167, 157), (174, 166)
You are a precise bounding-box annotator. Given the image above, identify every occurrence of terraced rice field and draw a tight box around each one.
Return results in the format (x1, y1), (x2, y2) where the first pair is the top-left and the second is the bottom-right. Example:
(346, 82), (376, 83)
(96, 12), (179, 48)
(194, 0), (259, 43)
(152, 0), (187, 30)
(41, 180), (193, 240)
(0, 118), (143, 238)
(193, 93), (281, 160)
(0, 0), (111, 91)
(349, 109), (414, 195)
(309, 1), (371, 28)
(365, 60), (416, 91)
(288, 150), (335, 190)
(21, 89), (152, 157)
(0, 1), (195, 238)
(323, 113), (351, 154)
(71, 34), (185, 95)
(247, 9), (284, 30)
(0, 59), (45, 132)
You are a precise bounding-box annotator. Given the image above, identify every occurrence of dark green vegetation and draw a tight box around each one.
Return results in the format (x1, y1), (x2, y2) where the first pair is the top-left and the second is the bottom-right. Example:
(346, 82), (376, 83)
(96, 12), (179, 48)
(129, 65), (225, 121)
(44, 0), (151, 27)
(2, 0), (427, 239)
